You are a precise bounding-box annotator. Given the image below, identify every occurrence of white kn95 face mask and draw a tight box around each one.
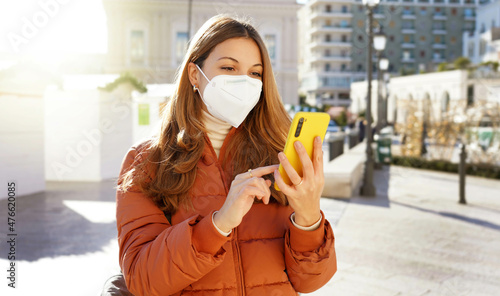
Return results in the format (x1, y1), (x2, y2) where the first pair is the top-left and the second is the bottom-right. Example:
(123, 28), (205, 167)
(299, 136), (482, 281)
(195, 64), (262, 128)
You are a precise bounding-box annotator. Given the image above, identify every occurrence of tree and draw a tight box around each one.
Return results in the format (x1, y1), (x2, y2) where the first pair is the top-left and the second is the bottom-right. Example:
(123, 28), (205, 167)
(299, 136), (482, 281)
(454, 57), (471, 70)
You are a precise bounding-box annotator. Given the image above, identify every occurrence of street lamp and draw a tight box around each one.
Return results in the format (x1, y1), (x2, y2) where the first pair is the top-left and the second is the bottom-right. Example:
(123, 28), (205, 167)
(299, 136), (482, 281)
(360, 0), (380, 197)
(378, 57), (389, 129)
(374, 26), (387, 133)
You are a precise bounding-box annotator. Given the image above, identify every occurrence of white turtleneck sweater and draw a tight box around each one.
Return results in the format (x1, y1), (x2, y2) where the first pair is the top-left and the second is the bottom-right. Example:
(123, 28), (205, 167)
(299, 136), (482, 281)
(201, 110), (232, 157)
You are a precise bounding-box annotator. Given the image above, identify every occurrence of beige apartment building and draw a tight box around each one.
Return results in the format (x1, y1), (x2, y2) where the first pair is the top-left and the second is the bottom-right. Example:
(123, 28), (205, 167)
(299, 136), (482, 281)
(102, 0), (301, 105)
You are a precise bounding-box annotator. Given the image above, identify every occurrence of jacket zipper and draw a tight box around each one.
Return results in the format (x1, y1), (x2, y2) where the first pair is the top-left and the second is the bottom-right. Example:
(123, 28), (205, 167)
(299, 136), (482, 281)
(205, 131), (245, 295)
(232, 228), (246, 296)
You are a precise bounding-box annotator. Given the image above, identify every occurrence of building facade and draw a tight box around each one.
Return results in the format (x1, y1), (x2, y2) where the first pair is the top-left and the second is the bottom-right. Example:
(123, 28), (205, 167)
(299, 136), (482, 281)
(463, 0), (500, 64)
(299, 0), (365, 107)
(300, 0), (481, 107)
(351, 0), (479, 75)
(102, 0), (301, 105)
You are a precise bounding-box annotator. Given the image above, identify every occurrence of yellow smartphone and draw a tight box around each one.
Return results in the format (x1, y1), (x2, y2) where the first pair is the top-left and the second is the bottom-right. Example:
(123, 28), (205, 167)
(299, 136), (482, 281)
(275, 112), (330, 191)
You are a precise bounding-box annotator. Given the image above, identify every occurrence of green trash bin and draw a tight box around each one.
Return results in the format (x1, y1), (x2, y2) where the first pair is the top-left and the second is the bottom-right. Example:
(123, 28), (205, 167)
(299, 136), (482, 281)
(376, 135), (392, 164)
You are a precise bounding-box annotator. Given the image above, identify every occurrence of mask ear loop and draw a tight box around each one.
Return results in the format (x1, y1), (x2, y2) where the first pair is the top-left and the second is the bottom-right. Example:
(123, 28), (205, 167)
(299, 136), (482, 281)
(195, 64), (210, 83)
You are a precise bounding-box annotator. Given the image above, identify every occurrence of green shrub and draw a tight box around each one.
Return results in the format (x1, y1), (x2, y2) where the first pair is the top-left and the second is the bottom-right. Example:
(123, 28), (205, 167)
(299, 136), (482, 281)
(99, 72), (148, 93)
(391, 156), (500, 180)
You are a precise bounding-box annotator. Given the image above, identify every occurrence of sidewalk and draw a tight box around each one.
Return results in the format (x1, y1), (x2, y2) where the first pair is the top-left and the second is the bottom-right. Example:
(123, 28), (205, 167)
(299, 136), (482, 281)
(1, 166), (500, 295)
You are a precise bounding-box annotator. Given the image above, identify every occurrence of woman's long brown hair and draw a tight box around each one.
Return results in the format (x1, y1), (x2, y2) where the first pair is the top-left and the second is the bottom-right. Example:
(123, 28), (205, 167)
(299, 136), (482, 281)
(117, 15), (291, 214)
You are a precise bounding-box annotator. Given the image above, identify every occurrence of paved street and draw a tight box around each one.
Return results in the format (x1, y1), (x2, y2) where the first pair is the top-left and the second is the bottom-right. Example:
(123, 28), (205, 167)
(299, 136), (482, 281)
(1, 166), (500, 295)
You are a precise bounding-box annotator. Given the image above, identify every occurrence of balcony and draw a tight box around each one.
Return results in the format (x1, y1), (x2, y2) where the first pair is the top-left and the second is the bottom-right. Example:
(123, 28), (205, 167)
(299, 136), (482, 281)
(311, 10), (353, 20)
(311, 55), (352, 63)
(401, 56), (415, 63)
(402, 12), (416, 19)
(310, 40), (352, 49)
(432, 56), (446, 63)
(401, 42), (416, 48)
(433, 13), (447, 20)
(432, 43), (447, 49)
(432, 29), (447, 35)
(310, 25), (353, 35)
(464, 13), (476, 21)
(402, 27), (416, 34)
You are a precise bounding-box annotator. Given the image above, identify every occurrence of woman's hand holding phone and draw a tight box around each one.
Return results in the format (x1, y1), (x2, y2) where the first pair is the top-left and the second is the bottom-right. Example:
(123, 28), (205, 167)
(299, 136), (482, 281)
(274, 136), (324, 227)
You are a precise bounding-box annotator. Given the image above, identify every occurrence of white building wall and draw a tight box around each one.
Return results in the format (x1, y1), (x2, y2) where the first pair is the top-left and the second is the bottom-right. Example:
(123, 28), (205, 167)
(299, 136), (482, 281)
(44, 82), (135, 182)
(350, 70), (469, 125)
(0, 94), (45, 199)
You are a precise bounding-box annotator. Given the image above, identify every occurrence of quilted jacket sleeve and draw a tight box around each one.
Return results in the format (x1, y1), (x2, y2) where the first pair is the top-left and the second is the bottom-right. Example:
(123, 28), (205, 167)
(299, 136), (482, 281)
(116, 146), (231, 296)
(284, 211), (337, 293)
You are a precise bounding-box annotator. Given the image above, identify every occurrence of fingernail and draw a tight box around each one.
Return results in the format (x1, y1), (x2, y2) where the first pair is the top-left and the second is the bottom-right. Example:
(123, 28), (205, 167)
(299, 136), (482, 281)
(316, 136), (321, 143)
(294, 141), (301, 149)
(278, 152), (285, 161)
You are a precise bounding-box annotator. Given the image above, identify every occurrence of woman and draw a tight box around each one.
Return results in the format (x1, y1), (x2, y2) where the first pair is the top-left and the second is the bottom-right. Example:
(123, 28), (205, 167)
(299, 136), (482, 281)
(116, 15), (337, 295)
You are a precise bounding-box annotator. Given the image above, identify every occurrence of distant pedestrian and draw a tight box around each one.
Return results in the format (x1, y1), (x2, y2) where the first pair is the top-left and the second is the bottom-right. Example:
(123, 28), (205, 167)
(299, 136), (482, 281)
(111, 15), (337, 296)
(358, 117), (366, 142)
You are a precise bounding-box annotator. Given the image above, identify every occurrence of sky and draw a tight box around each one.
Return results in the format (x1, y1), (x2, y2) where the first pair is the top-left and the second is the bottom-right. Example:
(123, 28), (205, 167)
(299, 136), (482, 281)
(0, 0), (107, 55)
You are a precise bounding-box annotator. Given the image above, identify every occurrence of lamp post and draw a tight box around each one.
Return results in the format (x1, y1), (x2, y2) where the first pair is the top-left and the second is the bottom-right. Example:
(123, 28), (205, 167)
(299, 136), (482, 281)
(380, 58), (390, 127)
(374, 26), (387, 133)
(360, 0), (380, 197)
(377, 56), (389, 132)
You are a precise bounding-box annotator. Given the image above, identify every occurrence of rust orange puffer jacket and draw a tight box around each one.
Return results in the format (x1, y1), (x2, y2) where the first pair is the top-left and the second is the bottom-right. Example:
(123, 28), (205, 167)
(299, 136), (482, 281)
(116, 134), (337, 296)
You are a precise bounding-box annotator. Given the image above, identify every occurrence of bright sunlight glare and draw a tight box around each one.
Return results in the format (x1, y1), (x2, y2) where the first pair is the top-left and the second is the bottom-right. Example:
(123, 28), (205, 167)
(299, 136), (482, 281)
(0, 0), (107, 58)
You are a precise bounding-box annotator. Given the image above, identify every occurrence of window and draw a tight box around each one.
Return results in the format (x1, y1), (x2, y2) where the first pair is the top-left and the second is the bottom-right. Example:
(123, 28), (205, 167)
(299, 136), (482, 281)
(358, 20), (364, 28)
(341, 64), (347, 72)
(358, 35), (364, 42)
(341, 5), (348, 13)
(326, 4), (331, 12)
(433, 50), (442, 59)
(176, 32), (188, 63)
(325, 20), (331, 27)
(479, 39), (486, 55)
(138, 104), (150, 126)
(403, 35), (413, 43)
(467, 42), (474, 57)
(389, 35), (395, 42)
(325, 49), (331, 57)
(420, 50), (425, 58)
(341, 35), (347, 42)
(450, 36), (456, 44)
(131, 30), (145, 64)
(451, 8), (457, 16)
(325, 34), (331, 42)
(420, 35), (426, 43)
(434, 35), (443, 44)
(389, 21), (395, 28)
(420, 7), (427, 16)
(324, 63), (330, 72)
(357, 64), (363, 72)
(402, 21), (414, 30)
(264, 34), (276, 61)
(464, 8), (474, 18)
(403, 7), (413, 15)
(340, 20), (349, 28)
(467, 86), (474, 107)
(341, 50), (347, 57)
